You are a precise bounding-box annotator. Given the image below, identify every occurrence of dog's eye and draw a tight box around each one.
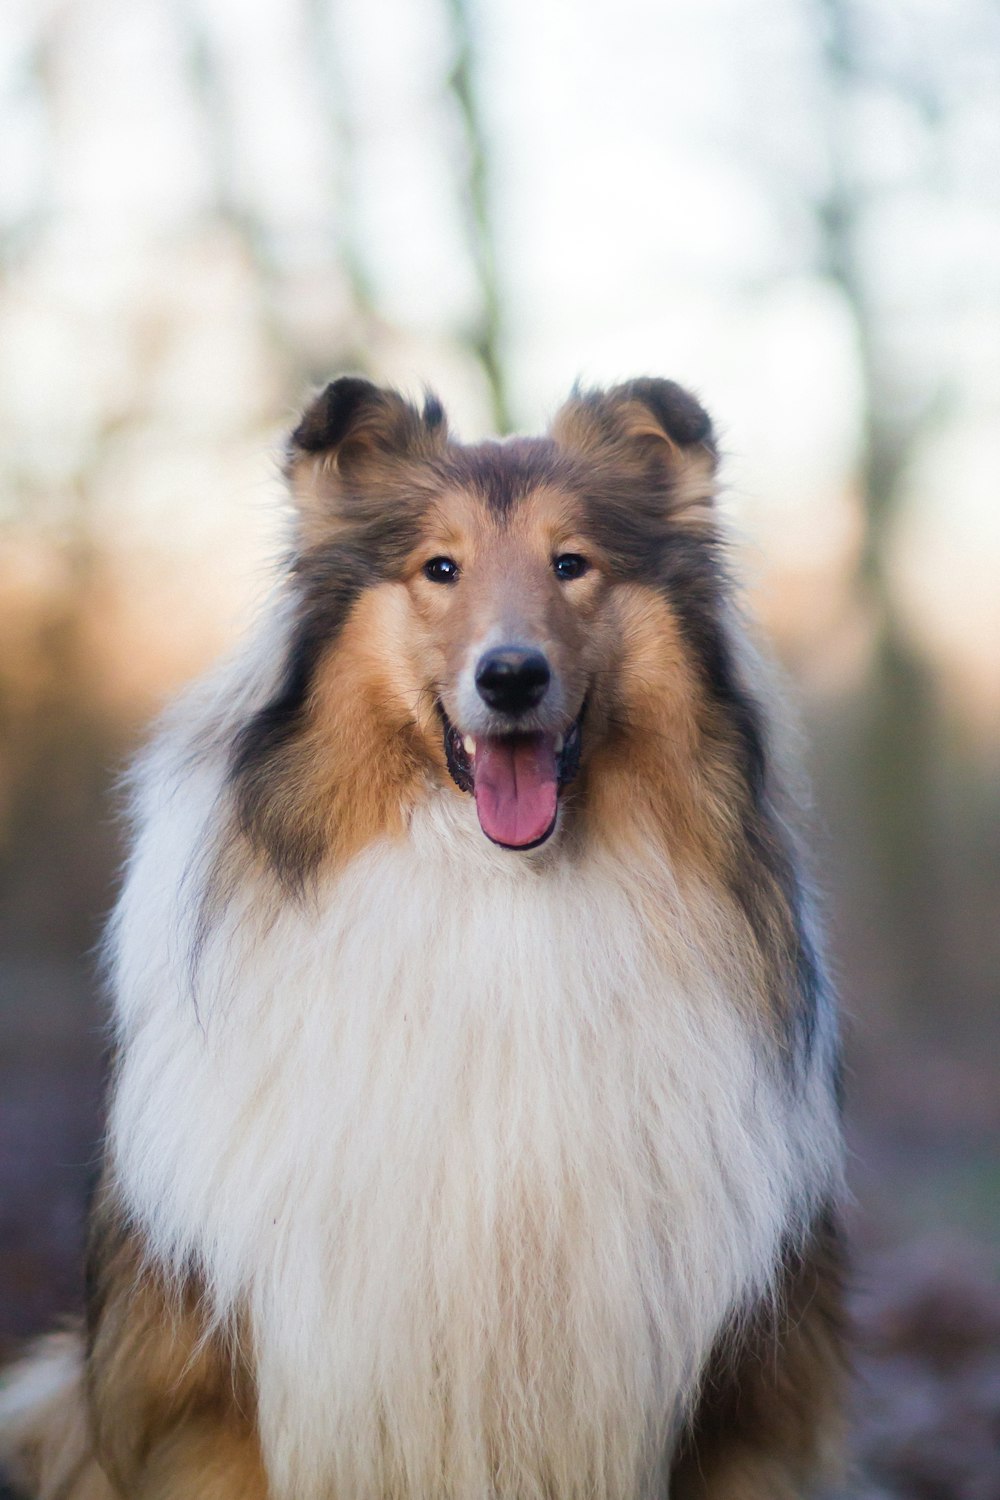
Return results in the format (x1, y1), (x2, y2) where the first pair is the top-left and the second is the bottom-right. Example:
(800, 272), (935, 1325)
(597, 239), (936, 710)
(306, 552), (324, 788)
(423, 556), (460, 584)
(553, 553), (589, 582)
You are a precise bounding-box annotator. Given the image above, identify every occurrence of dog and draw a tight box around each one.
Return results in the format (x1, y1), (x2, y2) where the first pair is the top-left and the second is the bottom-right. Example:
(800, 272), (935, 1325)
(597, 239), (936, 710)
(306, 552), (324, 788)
(0, 377), (846, 1499)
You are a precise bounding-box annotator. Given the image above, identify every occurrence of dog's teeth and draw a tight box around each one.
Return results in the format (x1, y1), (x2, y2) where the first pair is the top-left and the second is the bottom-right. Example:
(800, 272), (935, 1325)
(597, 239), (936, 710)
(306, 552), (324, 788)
(554, 734), (564, 753)
(463, 736), (476, 756)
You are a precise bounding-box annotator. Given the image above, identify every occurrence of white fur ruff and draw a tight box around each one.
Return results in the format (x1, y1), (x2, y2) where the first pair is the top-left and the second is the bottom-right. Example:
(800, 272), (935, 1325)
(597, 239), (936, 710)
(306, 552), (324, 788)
(105, 667), (841, 1500)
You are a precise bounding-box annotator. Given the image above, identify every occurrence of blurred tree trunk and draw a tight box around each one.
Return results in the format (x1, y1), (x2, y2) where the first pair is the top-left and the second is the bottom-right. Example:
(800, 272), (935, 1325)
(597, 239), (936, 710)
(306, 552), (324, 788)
(444, 0), (511, 433)
(0, 15), (124, 956)
(307, 0), (381, 372)
(815, 0), (941, 1018)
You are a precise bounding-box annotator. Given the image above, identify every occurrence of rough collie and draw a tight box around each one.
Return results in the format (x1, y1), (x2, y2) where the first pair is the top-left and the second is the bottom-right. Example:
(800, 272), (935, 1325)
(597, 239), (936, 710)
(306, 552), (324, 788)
(0, 377), (846, 1499)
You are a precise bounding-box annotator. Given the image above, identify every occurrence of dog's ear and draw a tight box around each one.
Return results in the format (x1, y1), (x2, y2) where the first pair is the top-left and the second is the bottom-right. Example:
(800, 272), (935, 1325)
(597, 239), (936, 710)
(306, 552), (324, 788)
(550, 378), (718, 523)
(285, 377), (448, 543)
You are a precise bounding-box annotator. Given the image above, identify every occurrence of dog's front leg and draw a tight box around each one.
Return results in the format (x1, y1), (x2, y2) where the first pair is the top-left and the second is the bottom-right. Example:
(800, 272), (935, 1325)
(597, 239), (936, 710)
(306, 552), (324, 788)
(86, 1179), (268, 1500)
(129, 1421), (269, 1500)
(669, 1210), (847, 1500)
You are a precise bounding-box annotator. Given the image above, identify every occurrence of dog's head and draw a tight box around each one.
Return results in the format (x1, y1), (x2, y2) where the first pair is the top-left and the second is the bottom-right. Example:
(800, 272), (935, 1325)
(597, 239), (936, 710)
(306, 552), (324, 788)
(232, 377), (758, 878)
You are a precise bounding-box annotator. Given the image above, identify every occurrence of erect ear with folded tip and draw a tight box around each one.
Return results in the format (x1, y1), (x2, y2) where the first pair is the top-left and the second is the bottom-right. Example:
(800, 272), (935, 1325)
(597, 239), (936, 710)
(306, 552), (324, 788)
(285, 376), (448, 544)
(549, 378), (719, 523)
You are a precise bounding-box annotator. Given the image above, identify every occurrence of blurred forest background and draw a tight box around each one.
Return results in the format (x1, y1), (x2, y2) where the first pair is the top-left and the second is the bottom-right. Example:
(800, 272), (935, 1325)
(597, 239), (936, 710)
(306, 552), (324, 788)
(1, 0), (998, 1493)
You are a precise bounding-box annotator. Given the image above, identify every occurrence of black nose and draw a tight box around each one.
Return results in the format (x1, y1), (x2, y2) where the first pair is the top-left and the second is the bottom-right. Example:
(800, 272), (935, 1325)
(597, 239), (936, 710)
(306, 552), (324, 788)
(475, 646), (551, 715)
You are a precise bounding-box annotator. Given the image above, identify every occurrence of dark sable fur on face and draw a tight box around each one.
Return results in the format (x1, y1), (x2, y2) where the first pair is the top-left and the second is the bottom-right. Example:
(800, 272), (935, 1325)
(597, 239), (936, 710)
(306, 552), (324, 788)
(442, 437), (568, 516)
(553, 382), (826, 1059)
(232, 379), (445, 884)
(232, 531), (420, 884)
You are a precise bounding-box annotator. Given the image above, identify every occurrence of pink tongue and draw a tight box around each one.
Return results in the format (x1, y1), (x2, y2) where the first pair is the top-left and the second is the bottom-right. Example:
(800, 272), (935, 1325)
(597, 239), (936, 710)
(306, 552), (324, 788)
(473, 734), (559, 848)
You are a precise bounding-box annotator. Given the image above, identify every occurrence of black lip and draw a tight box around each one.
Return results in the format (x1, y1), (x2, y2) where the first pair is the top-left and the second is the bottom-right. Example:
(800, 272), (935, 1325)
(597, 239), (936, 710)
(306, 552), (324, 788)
(441, 714), (475, 794)
(482, 810), (558, 852)
(439, 703), (586, 842)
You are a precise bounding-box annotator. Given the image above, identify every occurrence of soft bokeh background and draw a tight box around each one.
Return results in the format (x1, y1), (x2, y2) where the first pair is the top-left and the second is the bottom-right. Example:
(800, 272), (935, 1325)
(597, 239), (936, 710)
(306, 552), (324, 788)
(1, 0), (998, 1491)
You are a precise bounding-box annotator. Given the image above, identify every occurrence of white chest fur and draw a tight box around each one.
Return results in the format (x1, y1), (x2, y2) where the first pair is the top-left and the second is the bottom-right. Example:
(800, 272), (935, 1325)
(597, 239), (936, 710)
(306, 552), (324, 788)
(108, 789), (838, 1500)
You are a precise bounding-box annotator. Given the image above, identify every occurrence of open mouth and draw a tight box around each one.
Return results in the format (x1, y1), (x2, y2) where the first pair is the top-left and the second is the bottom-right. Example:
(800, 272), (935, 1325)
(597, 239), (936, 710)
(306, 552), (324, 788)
(440, 707), (584, 850)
